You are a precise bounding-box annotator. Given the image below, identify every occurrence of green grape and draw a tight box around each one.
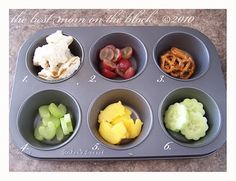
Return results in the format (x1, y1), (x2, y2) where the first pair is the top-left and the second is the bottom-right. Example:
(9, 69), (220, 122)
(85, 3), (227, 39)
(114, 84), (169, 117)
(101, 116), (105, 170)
(42, 115), (60, 129)
(58, 104), (67, 115)
(38, 105), (50, 118)
(181, 98), (205, 115)
(38, 121), (57, 140)
(56, 126), (64, 141)
(35, 103), (73, 142)
(180, 112), (208, 140)
(164, 103), (188, 132)
(34, 122), (44, 141)
(48, 103), (64, 118)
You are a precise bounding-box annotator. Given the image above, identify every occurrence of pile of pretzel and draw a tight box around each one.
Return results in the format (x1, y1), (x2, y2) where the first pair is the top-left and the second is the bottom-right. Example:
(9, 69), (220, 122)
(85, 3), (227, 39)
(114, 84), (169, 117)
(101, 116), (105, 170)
(160, 47), (195, 79)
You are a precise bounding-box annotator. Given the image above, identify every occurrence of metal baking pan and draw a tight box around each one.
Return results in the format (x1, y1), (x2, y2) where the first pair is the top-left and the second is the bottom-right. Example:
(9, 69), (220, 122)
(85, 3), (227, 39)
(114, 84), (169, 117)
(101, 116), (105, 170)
(9, 26), (226, 159)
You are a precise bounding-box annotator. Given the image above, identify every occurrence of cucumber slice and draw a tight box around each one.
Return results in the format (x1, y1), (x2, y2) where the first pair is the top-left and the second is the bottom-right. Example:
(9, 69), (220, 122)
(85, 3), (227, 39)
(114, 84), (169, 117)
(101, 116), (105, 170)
(56, 126), (64, 141)
(164, 103), (188, 132)
(181, 98), (205, 115)
(38, 121), (57, 140)
(180, 112), (208, 140)
(38, 105), (50, 118)
(58, 104), (67, 115)
(48, 103), (64, 118)
(42, 115), (60, 129)
(34, 122), (44, 141)
(60, 113), (73, 135)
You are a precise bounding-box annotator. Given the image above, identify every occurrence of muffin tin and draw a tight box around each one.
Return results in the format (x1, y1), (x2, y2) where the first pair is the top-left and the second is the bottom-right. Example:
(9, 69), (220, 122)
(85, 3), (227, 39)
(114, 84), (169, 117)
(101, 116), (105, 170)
(10, 26), (226, 159)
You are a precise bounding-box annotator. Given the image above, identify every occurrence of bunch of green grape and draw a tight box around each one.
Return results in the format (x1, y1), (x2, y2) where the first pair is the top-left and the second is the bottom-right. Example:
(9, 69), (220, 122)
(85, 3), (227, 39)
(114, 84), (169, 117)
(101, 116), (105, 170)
(34, 103), (73, 142)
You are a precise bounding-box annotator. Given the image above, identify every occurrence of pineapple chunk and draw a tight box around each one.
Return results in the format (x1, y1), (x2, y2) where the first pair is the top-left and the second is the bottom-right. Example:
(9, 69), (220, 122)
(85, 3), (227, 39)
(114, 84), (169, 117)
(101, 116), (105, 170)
(123, 118), (143, 139)
(98, 101), (125, 123)
(124, 107), (132, 116)
(98, 101), (144, 145)
(131, 119), (143, 138)
(112, 122), (128, 140)
(99, 121), (127, 144)
(111, 107), (132, 125)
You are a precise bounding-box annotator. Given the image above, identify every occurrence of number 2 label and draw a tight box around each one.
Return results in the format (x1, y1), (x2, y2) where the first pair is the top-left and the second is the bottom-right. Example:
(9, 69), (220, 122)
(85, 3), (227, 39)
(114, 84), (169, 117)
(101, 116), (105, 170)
(88, 75), (96, 82)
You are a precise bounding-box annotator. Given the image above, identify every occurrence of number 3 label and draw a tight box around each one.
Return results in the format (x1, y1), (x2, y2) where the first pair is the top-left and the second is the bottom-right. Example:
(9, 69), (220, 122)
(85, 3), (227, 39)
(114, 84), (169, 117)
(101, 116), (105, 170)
(157, 75), (165, 83)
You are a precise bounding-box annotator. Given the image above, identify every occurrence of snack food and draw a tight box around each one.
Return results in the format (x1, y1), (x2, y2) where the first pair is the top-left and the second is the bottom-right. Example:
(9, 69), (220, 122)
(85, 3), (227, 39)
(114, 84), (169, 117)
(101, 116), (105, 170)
(160, 47), (195, 79)
(98, 101), (143, 144)
(99, 45), (136, 79)
(34, 103), (73, 142)
(33, 30), (80, 80)
(164, 98), (208, 140)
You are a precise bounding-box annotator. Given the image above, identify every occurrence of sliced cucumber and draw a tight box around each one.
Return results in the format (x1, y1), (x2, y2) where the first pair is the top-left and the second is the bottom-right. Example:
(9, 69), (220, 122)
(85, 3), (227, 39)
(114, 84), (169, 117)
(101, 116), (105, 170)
(38, 105), (50, 118)
(180, 112), (208, 140)
(56, 126), (64, 141)
(181, 98), (205, 115)
(48, 103), (64, 118)
(164, 103), (188, 132)
(38, 121), (57, 140)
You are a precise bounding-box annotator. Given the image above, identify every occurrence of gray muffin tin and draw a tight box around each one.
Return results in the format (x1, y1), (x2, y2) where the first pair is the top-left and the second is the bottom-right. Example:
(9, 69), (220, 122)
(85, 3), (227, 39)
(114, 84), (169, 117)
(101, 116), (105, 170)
(10, 26), (226, 159)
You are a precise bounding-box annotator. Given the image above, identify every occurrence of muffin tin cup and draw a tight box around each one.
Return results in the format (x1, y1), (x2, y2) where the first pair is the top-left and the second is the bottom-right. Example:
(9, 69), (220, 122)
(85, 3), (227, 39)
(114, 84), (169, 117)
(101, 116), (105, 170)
(10, 26), (226, 159)
(87, 89), (153, 150)
(153, 32), (210, 81)
(17, 89), (81, 150)
(90, 32), (148, 82)
(26, 33), (84, 83)
(159, 87), (222, 148)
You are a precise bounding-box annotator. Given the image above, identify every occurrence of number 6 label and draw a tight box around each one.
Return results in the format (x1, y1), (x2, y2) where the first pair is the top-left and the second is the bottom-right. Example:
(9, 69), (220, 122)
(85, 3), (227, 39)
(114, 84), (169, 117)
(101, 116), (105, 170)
(163, 141), (174, 151)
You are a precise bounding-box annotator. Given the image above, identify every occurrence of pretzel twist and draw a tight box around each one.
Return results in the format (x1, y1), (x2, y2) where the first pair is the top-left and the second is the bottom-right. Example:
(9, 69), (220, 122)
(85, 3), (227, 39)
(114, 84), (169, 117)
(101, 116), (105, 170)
(160, 47), (195, 79)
